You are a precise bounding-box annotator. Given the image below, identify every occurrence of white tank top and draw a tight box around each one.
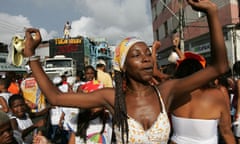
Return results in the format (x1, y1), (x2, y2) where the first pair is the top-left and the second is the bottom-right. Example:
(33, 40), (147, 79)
(171, 114), (219, 144)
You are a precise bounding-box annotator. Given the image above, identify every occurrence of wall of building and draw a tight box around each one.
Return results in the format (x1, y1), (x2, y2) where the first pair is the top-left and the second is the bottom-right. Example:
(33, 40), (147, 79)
(151, 0), (240, 67)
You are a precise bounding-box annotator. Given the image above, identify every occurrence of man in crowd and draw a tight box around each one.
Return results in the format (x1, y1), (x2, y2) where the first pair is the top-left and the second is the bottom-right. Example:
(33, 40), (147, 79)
(96, 59), (113, 88)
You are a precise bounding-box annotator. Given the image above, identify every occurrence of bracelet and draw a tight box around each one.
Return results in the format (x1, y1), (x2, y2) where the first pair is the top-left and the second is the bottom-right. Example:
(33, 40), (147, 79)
(28, 55), (40, 61)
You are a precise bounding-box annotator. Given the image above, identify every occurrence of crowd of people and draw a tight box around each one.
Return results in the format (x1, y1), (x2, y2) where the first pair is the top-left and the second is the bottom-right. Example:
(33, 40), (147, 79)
(0, 0), (240, 144)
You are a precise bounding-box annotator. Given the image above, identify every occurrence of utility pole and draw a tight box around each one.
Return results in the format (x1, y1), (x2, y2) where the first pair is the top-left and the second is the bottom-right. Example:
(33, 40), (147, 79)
(179, 0), (185, 52)
(159, 0), (185, 52)
(226, 24), (237, 63)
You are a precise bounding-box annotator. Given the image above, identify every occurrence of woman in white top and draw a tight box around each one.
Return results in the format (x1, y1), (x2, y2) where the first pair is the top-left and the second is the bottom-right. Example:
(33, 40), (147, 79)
(169, 52), (235, 144)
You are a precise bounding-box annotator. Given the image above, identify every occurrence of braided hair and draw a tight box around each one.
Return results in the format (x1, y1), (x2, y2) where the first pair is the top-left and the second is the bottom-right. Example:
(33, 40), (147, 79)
(113, 70), (129, 143)
(75, 109), (110, 142)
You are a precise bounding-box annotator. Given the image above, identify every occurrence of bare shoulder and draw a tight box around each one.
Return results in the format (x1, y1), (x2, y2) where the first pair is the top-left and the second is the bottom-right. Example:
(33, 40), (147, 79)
(157, 79), (179, 109)
(204, 87), (227, 103)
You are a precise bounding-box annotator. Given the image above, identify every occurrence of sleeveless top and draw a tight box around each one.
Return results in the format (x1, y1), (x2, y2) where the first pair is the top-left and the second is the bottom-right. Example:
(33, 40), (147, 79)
(114, 86), (171, 144)
(171, 115), (219, 144)
(10, 113), (35, 144)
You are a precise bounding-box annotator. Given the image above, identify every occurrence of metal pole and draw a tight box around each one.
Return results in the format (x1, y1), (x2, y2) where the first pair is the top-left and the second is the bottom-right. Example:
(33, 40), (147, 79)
(179, 0), (185, 52)
(159, 0), (179, 20)
(159, 0), (184, 51)
(232, 26), (237, 63)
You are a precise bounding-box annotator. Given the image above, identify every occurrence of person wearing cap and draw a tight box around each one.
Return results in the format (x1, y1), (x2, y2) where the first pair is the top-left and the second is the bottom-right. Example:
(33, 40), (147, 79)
(96, 59), (113, 88)
(23, 1), (229, 143)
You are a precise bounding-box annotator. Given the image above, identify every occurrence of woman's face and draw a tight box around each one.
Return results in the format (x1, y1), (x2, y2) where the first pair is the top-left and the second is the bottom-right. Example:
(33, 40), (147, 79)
(85, 68), (95, 81)
(124, 42), (153, 82)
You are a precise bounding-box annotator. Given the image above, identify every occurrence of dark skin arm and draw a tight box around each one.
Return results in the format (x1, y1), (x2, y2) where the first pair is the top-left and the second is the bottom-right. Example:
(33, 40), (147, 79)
(218, 91), (236, 144)
(23, 28), (114, 114)
(172, 36), (185, 60)
(10, 118), (45, 138)
(0, 97), (9, 113)
(236, 79), (240, 119)
(58, 112), (65, 129)
(160, 0), (229, 111)
(29, 106), (50, 118)
(68, 132), (76, 144)
(151, 41), (170, 82)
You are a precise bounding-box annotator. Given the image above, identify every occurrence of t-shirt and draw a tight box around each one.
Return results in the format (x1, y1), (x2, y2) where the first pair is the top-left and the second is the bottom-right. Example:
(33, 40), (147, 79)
(97, 70), (113, 88)
(8, 82), (20, 95)
(80, 80), (104, 93)
(20, 77), (46, 112)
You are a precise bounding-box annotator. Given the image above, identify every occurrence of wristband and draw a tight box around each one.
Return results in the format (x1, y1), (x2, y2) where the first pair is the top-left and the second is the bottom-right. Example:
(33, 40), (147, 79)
(28, 55), (40, 61)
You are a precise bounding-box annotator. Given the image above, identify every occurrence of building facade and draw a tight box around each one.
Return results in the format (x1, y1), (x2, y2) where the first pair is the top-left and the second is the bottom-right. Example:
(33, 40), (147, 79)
(151, 0), (240, 67)
(91, 37), (113, 72)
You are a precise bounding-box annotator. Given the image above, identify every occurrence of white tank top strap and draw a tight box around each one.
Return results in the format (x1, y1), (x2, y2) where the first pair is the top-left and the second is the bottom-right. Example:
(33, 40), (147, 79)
(153, 85), (167, 113)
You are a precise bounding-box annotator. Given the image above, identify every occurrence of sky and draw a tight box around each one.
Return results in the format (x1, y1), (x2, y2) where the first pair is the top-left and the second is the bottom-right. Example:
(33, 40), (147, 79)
(0, 0), (154, 46)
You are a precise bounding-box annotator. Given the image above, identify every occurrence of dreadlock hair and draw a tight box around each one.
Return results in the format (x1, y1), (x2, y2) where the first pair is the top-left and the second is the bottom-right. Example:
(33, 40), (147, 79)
(113, 70), (128, 144)
(75, 108), (110, 142)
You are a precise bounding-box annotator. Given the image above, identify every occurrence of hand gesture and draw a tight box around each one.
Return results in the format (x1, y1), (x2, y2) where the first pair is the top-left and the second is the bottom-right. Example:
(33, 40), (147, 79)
(152, 41), (161, 51)
(23, 28), (42, 57)
(187, 0), (217, 13)
(172, 37), (180, 47)
(33, 132), (49, 144)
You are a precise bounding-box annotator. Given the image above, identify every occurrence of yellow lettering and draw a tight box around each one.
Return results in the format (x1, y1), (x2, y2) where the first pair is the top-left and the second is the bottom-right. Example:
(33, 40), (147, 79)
(54, 38), (82, 45)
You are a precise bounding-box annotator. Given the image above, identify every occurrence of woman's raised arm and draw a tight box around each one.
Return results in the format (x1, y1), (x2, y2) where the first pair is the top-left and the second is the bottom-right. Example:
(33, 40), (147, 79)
(23, 28), (114, 112)
(163, 0), (229, 106)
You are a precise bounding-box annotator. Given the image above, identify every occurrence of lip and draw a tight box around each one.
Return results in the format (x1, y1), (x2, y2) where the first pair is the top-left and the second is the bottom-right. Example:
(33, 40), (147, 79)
(142, 66), (153, 73)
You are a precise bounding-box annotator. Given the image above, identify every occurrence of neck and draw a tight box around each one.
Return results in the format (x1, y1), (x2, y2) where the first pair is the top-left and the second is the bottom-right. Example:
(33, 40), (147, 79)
(126, 85), (152, 95)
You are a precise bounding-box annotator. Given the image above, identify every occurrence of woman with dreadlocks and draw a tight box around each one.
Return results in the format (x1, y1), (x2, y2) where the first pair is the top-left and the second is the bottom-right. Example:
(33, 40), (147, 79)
(24, 0), (229, 143)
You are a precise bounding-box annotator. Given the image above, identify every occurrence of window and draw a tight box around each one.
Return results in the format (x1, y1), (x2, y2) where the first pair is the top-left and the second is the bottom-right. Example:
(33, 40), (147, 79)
(164, 21), (169, 37)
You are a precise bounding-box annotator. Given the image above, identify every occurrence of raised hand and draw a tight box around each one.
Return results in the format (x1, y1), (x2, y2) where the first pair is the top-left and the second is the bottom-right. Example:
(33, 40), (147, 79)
(152, 41), (161, 51)
(172, 37), (180, 48)
(23, 28), (42, 57)
(187, 0), (217, 13)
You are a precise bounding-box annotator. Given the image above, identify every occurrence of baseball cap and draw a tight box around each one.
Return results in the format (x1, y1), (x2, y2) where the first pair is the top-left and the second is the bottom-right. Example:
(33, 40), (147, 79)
(97, 59), (106, 66)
